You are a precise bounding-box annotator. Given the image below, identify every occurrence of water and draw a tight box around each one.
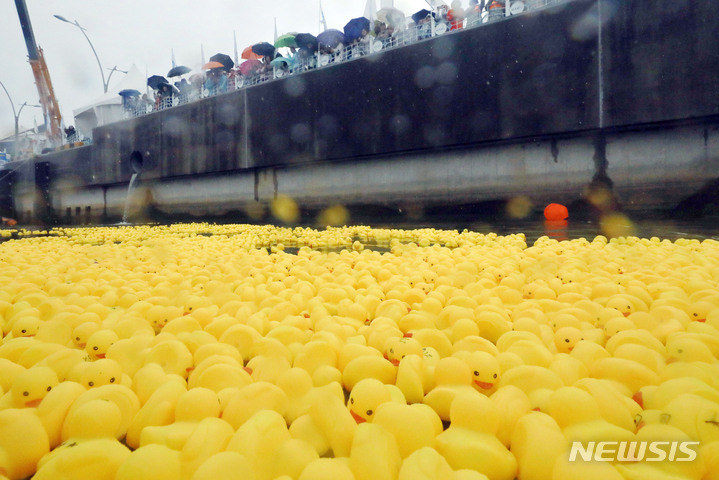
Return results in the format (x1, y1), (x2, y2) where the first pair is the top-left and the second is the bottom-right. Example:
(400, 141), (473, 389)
(121, 173), (139, 224)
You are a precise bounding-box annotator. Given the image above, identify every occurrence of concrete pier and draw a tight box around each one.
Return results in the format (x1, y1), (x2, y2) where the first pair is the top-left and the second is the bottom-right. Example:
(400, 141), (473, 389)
(3, 0), (719, 224)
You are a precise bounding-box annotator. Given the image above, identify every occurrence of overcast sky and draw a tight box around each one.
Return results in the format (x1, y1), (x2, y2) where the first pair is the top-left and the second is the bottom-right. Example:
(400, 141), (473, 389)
(1, 0), (449, 137)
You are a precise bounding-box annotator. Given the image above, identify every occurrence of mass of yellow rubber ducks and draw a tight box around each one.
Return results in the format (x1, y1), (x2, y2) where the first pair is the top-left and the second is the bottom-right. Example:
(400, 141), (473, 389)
(0, 223), (719, 479)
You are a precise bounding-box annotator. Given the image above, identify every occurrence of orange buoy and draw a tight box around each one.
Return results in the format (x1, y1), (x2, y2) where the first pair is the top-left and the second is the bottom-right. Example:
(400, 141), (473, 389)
(544, 203), (568, 221)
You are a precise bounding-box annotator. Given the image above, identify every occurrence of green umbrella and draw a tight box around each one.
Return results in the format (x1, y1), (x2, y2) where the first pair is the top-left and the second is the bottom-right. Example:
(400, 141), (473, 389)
(274, 33), (298, 48)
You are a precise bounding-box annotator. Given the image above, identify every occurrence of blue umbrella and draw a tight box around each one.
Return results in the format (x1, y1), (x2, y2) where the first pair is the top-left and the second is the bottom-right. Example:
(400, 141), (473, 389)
(270, 57), (295, 68)
(147, 75), (168, 89)
(317, 29), (346, 48)
(343, 17), (371, 41)
(118, 89), (141, 97)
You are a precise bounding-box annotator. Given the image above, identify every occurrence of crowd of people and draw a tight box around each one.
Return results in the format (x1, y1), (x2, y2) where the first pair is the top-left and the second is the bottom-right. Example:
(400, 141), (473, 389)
(123, 0), (537, 118)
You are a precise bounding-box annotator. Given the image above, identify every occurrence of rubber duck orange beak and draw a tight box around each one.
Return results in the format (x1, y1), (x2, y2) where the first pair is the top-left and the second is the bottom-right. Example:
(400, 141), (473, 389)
(350, 410), (366, 424)
(95, 353), (106, 359)
(243, 366), (253, 375)
(389, 358), (400, 366)
(25, 398), (42, 408)
(474, 380), (494, 390)
(623, 312), (631, 317)
(632, 391), (643, 408)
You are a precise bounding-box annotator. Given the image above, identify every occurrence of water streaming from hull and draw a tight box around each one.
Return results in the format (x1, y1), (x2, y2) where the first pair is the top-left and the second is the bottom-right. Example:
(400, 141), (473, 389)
(122, 173), (139, 223)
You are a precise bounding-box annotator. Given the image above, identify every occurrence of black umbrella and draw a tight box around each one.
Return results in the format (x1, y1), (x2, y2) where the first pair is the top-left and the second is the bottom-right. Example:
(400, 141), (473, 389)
(294, 33), (318, 52)
(118, 89), (141, 97)
(412, 9), (434, 24)
(167, 65), (191, 77)
(251, 42), (276, 57)
(147, 75), (168, 89)
(344, 17), (371, 41)
(209, 53), (234, 71)
(317, 29), (346, 48)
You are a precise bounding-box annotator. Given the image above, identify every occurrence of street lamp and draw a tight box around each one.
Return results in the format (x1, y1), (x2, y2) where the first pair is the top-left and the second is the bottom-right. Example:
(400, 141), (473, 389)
(0, 80), (41, 160)
(54, 15), (118, 93)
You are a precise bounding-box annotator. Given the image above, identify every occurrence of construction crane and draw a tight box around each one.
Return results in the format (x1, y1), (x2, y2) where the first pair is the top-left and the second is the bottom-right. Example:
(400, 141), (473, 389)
(14, 0), (63, 146)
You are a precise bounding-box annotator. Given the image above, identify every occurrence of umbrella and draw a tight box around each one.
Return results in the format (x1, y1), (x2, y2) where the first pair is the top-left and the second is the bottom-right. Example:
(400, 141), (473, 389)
(118, 89), (141, 97)
(317, 29), (346, 48)
(239, 59), (262, 76)
(294, 33), (318, 52)
(202, 61), (225, 70)
(344, 17), (371, 41)
(274, 34), (298, 48)
(412, 9), (434, 24)
(241, 46), (263, 60)
(270, 57), (294, 68)
(252, 42), (276, 57)
(167, 65), (191, 77)
(147, 75), (168, 89)
(209, 53), (234, 71)
(377, 7), (406, 27)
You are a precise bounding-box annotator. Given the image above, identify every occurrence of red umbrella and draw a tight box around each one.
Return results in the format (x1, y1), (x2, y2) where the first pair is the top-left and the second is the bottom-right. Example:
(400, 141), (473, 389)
(241, 46), (262, 60)
(239, 59), (262, 76)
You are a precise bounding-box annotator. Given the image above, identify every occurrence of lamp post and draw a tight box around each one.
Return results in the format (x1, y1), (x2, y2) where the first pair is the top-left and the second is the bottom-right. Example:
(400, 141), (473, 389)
(0, 80), (41, 160)
(54, 15), (118, 93)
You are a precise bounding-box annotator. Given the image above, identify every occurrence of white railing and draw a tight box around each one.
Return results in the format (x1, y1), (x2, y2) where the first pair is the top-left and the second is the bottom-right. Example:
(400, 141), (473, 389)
(123, 0), (567, 120)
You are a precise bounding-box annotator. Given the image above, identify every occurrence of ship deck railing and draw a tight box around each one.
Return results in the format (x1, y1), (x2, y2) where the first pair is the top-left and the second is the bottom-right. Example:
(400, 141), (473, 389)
(121, 0), (568, 121)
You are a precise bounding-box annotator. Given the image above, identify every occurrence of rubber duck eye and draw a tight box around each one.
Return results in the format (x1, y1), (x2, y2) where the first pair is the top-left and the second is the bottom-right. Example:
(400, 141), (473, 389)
(23, 391), (29, 396)
(565, 338), (570, 343)
(76, 337), (80, 341)
(493, 373), (497, 379)
(110, 377), (116, 383)
(47, 386), (52, 392)
(693, 313), (698, 317)
(389, 349), (394, 354)
(350, 398), (354, 404)
(366, 410), (373, 416)
(677, 349), (683, 354)
(634, 414), (642, 425)
(473, 371), (479, 376)
(21, 329), (26, 333)
(93, 346), (99, 350)
(88, 381), (94, 386)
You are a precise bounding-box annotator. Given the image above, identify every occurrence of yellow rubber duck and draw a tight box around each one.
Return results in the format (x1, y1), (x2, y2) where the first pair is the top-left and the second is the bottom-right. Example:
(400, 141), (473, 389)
(62, 384), (140, 443)
(0, 407), (50, 479)
(276, 367), (344, 423)
(84, 329), (118, 360)
(125, 375), (186, 449)
(269, 438), (320, 480)
(226, 409), (292, 480)
(32, 437), (132, 480)
(349, 422), (403, 480)
(298, 458), (355, 480)
(436, 393), (517, 480)
(178, 416), (235, 479)
(547, 386), (635, 445)
(115, 444), (182, 480)
(139, 386), (220, 449)
(35, 380), (87, 448)
(342, 354), (396, 391)
(347, 378), (395, 423)
(2, 365), (58, 409)
(190, 451), (257, 480)
(222, 381), (289, 429)
(423, 356), (481, 421)
(373, 401), (440, 458)
(510, 411), (567, 480)
(144, 338), (194, 378)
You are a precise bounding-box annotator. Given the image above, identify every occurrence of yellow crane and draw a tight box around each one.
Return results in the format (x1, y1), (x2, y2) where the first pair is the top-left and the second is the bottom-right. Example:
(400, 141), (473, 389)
(14, 0), (63, 146)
